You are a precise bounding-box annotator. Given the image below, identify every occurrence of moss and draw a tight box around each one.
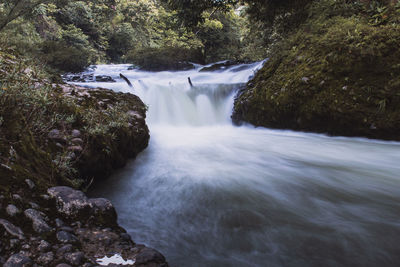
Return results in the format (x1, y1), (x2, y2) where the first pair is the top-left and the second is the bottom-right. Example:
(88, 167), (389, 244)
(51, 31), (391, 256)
(233, 0), (400, 140)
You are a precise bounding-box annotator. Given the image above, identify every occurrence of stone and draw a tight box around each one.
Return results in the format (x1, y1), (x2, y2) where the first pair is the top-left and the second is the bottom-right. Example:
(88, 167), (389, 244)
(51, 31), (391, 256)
(6, 204), (20, 217)
(60, 226), (74, 232)
(47, 187), (117, 224)
(135, 248), (166, 265)
(24, 209), (52, 234)
(29, 202), (40, 209)
(21, 244), (30, 250)
(37, 251), (54, 266)
(3, 253), (32, 267)
(57, 244), (73, 255)
(48, 129), (66, 143)
(55, 218), (65, 228)
(56, 231), (78, 244)
(127, 110), (143, 120)
(0, 219), (25, 239)
(10, 239), (20, 248)
(95, 75), (116, 82)
(71, 130), (81, 138)
(67, 146), (83, 153)
(71, 138), (83, 145)
(13, 194), (22, 201)
(38, 240), (51, 252)
(64, 252), (84, 266)
(88, 198), (117, 225)
(48, 186), (91, 218)
(56, 264), (72, 267)
(25, 179), (35, 189)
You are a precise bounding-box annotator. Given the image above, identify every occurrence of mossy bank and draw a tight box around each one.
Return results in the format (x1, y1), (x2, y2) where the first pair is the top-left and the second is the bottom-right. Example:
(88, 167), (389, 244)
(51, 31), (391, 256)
(233, 0), (400, 141)
(0, 48), (168, 266)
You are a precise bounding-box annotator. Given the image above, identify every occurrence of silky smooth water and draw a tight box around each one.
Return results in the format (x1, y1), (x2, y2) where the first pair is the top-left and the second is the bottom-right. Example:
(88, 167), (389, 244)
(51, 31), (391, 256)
(82, 62), (400, 267)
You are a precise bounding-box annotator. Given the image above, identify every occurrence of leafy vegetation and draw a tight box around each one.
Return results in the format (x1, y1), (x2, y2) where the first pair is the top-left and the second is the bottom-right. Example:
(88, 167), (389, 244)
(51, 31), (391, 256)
(233, 0), (400, 140)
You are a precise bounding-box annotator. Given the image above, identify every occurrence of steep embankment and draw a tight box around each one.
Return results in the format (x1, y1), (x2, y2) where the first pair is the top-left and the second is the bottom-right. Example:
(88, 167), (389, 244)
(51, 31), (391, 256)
(0, 49), (168, 266)
(233, 1), (400, 141)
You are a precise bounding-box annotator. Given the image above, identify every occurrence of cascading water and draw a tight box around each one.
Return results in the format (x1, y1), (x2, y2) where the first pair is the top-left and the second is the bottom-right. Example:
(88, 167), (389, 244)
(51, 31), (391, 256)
(75, 62), (400, 267)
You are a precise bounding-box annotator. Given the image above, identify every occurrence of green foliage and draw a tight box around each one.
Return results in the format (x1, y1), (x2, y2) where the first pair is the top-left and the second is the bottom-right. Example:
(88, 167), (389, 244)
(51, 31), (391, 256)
(233, 0), (400, 140)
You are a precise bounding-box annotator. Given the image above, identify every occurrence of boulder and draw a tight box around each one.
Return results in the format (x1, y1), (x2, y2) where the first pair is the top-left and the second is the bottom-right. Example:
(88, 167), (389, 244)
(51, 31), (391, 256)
(24, 209), (52, 234)
(0, 219), (25, 239)
(135, 247), (166, 266)
(95, 75), (116, 82)
(37, 251), (54, 265)
(64, 251), (84, 266)
(56, 231), (79, 244)
(6, 204), (20, 217)
(3, 253), (32, 267)
(47, 186), (117, 225)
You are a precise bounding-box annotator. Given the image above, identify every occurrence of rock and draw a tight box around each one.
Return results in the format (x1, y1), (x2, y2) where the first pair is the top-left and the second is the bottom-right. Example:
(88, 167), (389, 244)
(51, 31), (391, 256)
(56, 264), (72, 267)
(37, 251), (54, 266)
(24, 209), (52, 234)
(301, 77), (310, 83)
(21, 244), (30, 250)
(48, 186), (91, 218)
(6, 204), (20, 217)
(25, 179), (35, 189)
(67, 146), (83, 153)
(13, 194), (22, 201)
(60, 226), (74, 233)
(127, 110), (143, 120)
(71, 130), (81, 138)
(48, 187), (117, 225)
(56, 231), (78, 244)
(38, 240), (51, 252)
(135, 247), (166, 265)
(95, 75), (116, 82)
(10, 239), (20, 248)
(29, 202), (40, 209)
(57, 244), (73, 255)
(0, 219), (25, 239)
(48, 129), (66, 143)
(71, 138), (83, 145)
(3, 253), (32, 267)
(88, 198), (117, 225)
(64, 251), (84, 266)
(55, 218), (65, 228)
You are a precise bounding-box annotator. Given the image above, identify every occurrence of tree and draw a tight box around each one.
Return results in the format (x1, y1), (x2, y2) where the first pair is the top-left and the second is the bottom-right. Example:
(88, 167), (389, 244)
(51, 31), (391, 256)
(0, 0), (54, 31)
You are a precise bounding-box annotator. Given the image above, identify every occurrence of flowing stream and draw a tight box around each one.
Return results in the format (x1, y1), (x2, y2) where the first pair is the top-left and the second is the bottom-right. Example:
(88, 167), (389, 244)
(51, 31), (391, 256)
(76, 62), (400, 267)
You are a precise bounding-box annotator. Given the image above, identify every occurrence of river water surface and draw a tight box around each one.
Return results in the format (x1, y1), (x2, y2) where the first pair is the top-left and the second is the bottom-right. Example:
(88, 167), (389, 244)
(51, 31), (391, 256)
(76, 62), (400, 267)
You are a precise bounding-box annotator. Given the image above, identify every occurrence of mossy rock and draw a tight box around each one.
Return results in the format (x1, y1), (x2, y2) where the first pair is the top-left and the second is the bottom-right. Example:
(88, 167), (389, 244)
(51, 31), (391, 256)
(233, 4), (400, 141)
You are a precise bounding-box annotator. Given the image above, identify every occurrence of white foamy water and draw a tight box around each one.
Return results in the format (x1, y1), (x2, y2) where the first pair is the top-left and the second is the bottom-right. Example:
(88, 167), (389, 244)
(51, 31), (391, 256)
(83, 62), (400, 267)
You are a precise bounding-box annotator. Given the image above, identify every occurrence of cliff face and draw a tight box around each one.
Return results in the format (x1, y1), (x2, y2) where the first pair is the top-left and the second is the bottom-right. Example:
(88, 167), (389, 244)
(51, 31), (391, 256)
(0, 49), (168, 266)
(233, 1), (400, 141)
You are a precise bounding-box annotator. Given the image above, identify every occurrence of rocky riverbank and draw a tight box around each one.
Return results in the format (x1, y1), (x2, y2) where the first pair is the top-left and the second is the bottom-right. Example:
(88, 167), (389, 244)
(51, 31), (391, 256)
(232, 1), (400, 141)
(0, 49), (168, 266)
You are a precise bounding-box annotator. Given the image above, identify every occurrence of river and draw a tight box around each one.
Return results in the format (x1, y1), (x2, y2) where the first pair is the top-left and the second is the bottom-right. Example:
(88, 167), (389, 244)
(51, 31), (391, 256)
(72, 62), (400, 267)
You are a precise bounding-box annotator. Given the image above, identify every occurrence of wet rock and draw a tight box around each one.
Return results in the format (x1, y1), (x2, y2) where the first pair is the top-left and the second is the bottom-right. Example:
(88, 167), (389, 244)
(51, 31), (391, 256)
(48, 187), (117, 225)
(48, 186), (91, 218)
(6, 204), (20, 217)
(60, 226), (74, 233)
(56, 231), (78, 244)
(127, 110), (143, 120)
(37, 251), (54, 266)
(71, 138), (83, 145)
(24, 209), (52, 234)
(135, 247), (166, 265)
(56, 264), (72, 267)
(71, 129), (81, 138)
(21, 244), (30, 250)
(95, 75), (116, 82)
(38, 240), (51, 252)
(57, 244), (73, 255)
(29, 202), (40, 209)
(0, 219), (25, 239)
(55, 218), (65, 228)
(88, 198), (117, 225)
(48, 129), (66, 144)
(67, 146), (83, 153)
(13, 194), (22, 201)
(10, 239), (20, 248)
(4, 253), (32, 267)
(64, 251), (84, 266)
(25, 179), (35, 189)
